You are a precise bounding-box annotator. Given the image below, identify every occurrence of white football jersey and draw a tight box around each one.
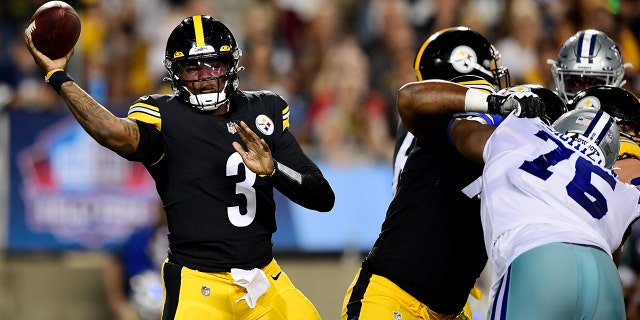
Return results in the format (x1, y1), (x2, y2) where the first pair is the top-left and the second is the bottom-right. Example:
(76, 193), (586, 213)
(481, 114), (640, 281)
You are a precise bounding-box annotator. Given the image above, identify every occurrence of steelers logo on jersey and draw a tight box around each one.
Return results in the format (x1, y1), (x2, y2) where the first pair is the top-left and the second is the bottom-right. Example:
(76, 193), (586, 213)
(255, 114), (275, 135)
(574, 96), (602, 110)
(449, 45), (477, 74)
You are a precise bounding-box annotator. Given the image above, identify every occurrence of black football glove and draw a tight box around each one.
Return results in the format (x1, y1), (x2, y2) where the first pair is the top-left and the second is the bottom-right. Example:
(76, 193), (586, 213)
(487, 92), (546, 118)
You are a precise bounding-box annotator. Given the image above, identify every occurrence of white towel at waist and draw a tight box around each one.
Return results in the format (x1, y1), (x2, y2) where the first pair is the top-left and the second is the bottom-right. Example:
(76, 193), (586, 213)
(231, 267), (271, 308)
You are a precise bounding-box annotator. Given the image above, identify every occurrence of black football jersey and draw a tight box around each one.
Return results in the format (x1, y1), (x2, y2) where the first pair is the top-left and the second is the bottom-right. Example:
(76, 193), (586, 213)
(124, 90), (334, 272)
(391, 122), (415, 196)
(366, 138), (486, 314)
(367, 76), (495, 314)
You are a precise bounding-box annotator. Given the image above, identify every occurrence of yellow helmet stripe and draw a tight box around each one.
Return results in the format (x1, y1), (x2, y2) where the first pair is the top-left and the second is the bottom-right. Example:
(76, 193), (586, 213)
(193, 15), (205, 47)
(413, 27), (459, 81)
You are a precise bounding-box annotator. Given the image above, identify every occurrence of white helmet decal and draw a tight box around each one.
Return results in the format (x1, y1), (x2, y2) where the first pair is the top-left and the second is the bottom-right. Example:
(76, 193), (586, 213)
(449, 45), (477, 74)
(575, 96), (602, 110)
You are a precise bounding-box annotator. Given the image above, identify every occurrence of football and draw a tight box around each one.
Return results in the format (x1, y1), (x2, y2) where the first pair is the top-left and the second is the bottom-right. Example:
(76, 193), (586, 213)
(27, 1), (81, 59)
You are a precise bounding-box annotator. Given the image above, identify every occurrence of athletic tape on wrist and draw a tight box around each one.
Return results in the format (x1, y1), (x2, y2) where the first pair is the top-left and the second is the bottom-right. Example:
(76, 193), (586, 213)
(464, 89), (490, 113)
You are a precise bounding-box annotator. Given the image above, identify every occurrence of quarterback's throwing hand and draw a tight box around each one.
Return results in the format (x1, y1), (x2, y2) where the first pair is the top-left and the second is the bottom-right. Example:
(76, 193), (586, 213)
(232, 121), (275, 176)
(487, 92), (545, 118)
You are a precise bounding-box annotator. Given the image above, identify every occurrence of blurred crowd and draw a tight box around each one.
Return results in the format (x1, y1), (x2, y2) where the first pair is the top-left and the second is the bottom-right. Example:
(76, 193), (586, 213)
(1, 0), (640, 164)
(3, 0), (640, 319)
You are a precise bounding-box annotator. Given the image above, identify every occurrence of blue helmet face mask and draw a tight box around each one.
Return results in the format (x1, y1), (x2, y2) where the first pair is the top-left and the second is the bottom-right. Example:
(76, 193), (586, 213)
(164, 16), (243, 111)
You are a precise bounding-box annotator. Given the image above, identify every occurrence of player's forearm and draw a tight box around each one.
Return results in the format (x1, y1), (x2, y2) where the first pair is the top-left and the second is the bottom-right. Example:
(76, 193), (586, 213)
(397, 80), (468, 140)
(271, 163), (335, 212)
(450, 119), (493, 164)
(59, 81), (139, 156)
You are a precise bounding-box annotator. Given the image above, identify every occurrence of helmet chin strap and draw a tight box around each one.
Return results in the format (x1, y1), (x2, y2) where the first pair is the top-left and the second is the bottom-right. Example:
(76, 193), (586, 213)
(184, 81), (229, 111)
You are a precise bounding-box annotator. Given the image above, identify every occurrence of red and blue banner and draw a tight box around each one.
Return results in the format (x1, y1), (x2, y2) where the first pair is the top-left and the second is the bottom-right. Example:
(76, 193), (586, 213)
(9, 110), (159, 250)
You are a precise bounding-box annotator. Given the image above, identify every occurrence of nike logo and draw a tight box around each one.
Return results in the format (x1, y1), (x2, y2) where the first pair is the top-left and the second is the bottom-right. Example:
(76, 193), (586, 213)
(271, 271), (282, 280)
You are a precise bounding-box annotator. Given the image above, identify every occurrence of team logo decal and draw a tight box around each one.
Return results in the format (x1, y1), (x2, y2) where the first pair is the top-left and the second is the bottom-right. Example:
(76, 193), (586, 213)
(450, 45), (477, 74)
(392, 311), (402, 320)
(227, 122), (237, 134)
(575, 96), (601, 110)
(255, 115), (274, 135)
(201, 285), (210, 297)
(504, 85), (532, 94)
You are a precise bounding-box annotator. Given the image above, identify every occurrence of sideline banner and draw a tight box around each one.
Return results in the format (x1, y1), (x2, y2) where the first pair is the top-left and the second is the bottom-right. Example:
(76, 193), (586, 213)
(9, 110), (159, 250)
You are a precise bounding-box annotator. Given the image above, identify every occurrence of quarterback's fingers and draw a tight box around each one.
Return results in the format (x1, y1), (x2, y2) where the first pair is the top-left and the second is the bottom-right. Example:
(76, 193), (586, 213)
(232, 141), (246, 156)
(23, 27), (72, 72)
(238, 121), (262, 143)
(258, 138), (270, 153)
(234, 123), (249, 142)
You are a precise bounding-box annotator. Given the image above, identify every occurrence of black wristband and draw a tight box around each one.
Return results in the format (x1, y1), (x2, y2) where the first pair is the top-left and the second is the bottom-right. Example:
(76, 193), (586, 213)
(46, 70), (74, 94)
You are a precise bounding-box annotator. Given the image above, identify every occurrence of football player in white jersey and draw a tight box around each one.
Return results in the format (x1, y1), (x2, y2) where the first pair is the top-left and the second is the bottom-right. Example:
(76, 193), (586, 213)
(397, 79), (640, 320)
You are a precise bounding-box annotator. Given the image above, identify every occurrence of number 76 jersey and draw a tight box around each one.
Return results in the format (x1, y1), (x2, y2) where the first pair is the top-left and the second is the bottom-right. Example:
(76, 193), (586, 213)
(480, 115), (640, 281)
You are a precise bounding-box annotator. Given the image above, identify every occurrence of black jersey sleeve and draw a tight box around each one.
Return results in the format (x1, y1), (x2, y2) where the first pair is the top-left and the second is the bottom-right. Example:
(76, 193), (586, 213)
(269, 130), (335, 212)
(121, 95), (165, 165)
(262, 92), (335, 212)
(123, 121), (164, 165)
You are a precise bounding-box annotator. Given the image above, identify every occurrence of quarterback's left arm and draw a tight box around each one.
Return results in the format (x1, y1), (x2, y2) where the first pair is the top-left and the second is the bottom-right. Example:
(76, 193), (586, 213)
(233, 121), (335, 212)
(268, 129), (335, 212)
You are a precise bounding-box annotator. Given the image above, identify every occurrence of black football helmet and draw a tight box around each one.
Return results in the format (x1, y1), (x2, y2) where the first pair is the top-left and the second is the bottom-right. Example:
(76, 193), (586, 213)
(567, 85), (640, 132)
(497, 84), (568, 125)
(164, 16), (242, 111)
(413, 26), (510, 89)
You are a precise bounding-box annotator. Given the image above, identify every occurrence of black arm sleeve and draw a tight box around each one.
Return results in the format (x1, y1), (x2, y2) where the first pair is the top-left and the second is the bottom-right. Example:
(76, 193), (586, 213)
(269, 131), (335, 212)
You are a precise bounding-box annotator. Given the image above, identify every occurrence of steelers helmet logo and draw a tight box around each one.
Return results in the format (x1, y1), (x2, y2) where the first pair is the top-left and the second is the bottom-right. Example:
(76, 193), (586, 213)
(575, 96), (601, 110)
(255, 114), (275, 135)
(505, 85), (532, 93)
(449, 45), (477, 74)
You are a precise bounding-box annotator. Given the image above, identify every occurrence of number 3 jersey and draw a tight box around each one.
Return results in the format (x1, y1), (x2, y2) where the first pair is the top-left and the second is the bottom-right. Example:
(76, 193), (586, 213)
(123, 90), (334, 272)
(481, 114), (640, 281)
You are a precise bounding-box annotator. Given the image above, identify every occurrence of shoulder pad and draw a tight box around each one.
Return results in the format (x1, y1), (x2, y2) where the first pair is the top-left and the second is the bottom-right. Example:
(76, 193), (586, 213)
(128, 95), (161, 130)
